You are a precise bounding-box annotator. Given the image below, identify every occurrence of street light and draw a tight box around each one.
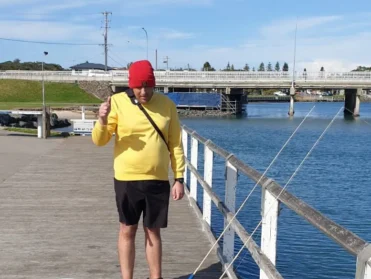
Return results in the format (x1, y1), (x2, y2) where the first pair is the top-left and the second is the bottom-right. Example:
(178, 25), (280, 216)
(42, 51), (48, 108)
(142, 27), (148, 60)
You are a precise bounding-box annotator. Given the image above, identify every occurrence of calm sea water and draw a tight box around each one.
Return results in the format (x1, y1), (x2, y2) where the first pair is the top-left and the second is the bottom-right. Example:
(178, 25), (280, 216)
(181, 102), (371, 279)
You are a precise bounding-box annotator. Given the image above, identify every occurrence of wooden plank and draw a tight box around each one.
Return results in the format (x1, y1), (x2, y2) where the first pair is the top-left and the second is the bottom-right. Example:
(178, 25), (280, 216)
(223, 160), (237, 266)
(0, 135), (227, 279)
(190, 137), (198, 202)
(260, 187), (279, 279)
(203, 144), (213, 225)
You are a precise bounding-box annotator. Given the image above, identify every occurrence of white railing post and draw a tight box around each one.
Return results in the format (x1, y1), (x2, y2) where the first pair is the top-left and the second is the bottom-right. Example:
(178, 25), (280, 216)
(260, 183), (279, 279)
(203, 142), (213, 226)
(223, 156), (237, 265)
(182, 129), (188, 185)
(190, 135), (198, 202)
(355, 245), (371, 279)
(81, 106), (86, 120)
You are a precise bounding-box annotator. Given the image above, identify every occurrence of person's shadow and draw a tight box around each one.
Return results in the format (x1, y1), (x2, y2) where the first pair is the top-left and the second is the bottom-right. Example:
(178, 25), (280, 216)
(173, 262), (232, 279)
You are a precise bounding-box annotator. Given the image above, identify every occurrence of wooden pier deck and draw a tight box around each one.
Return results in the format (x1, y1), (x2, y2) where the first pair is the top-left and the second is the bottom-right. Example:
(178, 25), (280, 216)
(0, 130), (226, 279)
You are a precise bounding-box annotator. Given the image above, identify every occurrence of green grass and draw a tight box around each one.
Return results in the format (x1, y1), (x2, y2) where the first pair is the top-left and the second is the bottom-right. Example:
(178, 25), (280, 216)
(0, 80), (101, 109)
(3, 127), (69, 137)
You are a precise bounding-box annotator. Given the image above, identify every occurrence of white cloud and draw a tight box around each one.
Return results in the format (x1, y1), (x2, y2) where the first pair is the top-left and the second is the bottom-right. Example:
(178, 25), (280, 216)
(27, 1), (97, 14)
(0, 0), (43, 6)
(160, 29), (195, 39)
(124, 0), (212, 6)
(0, 20), (100, 42)
(260, 15), (342, 38)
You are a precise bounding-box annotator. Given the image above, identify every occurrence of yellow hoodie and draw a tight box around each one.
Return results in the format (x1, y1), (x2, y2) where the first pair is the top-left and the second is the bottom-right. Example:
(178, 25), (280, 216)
(92, 91), (185, 181)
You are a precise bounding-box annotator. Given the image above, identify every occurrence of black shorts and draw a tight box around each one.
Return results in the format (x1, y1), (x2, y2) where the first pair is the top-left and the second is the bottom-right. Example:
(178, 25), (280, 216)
(114, 178), (170, 228)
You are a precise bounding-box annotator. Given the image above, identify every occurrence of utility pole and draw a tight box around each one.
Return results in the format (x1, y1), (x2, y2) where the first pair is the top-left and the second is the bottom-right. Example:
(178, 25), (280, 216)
(102, 11), (112, 72)
(155, 49), (158, 70)
(163, 56), (169, 70)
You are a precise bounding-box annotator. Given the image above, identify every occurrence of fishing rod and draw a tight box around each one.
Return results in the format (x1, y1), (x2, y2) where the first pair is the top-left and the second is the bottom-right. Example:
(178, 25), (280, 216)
(187, 105), (316, 279)
(220, 106), (344, 278)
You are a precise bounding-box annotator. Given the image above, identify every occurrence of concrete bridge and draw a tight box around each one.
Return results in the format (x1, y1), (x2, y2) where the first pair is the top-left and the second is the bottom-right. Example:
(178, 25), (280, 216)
(1, 70), (370, 116)
(1, 70), (371, 89)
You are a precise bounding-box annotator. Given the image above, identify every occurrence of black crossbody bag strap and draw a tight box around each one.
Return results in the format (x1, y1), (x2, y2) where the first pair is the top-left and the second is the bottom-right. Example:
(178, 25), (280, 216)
(126, 89), (170, 151)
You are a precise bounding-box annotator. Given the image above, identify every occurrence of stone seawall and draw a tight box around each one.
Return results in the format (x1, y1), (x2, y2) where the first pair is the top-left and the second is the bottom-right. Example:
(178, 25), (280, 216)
(78, 81), (112, 100)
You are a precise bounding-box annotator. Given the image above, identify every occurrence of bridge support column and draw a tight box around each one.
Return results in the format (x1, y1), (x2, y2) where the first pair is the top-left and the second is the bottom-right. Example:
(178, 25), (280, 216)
(288, 86), (295, 116)
(344, 89), (361, 117)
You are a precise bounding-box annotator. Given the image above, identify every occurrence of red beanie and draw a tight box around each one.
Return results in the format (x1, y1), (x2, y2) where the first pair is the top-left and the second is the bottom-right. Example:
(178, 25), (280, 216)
(128, 60), (156, 88)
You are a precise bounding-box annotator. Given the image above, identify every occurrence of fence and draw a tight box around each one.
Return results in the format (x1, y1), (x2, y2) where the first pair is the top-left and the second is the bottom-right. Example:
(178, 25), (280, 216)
(181, 125), (371, 279)
(1, 70), (371, 83)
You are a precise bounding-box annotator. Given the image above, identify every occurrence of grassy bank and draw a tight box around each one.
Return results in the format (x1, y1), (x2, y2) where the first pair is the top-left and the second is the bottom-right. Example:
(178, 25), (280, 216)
(0, 80), (101, 109)
(2, 127), (68, 137)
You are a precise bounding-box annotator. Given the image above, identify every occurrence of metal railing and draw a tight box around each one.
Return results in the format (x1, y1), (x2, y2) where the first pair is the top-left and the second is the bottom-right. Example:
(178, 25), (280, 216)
(1, 70), (371, 83)
(181, 125), (371, 279)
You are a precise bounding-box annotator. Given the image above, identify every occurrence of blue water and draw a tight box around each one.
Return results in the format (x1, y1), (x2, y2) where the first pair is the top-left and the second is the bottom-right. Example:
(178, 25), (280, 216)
(181, 102), (371, 279)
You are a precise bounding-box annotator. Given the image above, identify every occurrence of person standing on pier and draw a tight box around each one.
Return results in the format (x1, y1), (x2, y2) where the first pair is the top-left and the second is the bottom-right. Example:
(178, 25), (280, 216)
(91, 60), (185, 279)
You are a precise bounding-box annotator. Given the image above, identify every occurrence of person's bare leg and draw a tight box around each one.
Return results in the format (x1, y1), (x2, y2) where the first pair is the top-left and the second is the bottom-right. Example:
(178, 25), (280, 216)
(144, 226), (162, 279)
(118, 223), (138, 279)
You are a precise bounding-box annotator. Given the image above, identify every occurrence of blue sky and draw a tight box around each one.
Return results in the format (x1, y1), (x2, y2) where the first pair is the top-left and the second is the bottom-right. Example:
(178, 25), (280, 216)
(0, 0), (370, 72)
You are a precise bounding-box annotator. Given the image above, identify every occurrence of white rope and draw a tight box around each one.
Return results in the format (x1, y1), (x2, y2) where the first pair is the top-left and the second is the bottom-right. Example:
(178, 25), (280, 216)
(188, 105), (316, 279)
(219, 106), (344, 279)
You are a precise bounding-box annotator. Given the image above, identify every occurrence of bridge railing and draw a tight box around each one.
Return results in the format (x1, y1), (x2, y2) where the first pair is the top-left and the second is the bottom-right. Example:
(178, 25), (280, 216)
(181, 125), (371, 279)
(1, 70), (371, 83)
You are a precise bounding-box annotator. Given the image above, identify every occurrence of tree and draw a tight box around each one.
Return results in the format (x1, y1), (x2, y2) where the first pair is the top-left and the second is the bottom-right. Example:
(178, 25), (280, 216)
(267, 62), (272, 71)
(0, 59), (64, 71)
(320, 66), (325, 71)
(252, 67), (256, 71)
(231, 64), (235, 71)
(202, 61), (215, 71)
(275, 62), (280, 71)
(352, 66), (371, 71)
(282, 62), (289, 72)
(243, 63), (250, 71)
(258, 62), (265, 71)
(224, 62), (231, 71)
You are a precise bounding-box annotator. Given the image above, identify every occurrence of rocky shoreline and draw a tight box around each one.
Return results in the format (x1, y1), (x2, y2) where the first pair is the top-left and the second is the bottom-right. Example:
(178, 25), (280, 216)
(0, 108), (236, 131)
(0, 113), (71, 129)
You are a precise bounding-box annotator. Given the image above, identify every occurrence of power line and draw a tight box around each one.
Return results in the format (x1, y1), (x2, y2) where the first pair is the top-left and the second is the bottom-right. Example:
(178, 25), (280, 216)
(0, 37), (100, 46)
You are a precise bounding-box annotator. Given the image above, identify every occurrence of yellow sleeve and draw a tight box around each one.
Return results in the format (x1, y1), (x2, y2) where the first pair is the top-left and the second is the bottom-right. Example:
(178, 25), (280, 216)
(91, 98), (117, 146)
(168, 101), (185, 179)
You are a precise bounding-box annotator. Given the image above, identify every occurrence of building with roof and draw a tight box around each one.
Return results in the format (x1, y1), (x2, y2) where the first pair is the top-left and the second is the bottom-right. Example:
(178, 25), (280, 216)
(70, 62), (114, 71)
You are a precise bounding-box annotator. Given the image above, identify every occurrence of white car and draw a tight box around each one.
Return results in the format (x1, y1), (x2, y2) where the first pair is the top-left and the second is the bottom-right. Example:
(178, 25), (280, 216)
(274, 91), (287, 96)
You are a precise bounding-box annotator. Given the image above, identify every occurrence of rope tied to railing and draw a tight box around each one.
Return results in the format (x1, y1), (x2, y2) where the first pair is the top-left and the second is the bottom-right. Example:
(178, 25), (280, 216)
(187, 106), (316, 279)
(226, 106), (345, 278)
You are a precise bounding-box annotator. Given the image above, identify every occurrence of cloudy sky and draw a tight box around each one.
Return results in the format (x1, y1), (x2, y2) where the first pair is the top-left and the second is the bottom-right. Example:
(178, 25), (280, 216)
(0, 0), (370, 72)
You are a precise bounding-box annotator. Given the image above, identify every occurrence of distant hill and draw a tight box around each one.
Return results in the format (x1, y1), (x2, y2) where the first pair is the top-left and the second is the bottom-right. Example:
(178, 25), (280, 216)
(0, 59), (65, 71)
(352, 66), (371, 72)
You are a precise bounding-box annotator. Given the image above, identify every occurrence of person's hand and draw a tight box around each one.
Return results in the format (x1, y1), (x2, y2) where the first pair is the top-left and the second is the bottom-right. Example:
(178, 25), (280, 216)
(98, 96), (111, 125)
(172, 181), (184, 201)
